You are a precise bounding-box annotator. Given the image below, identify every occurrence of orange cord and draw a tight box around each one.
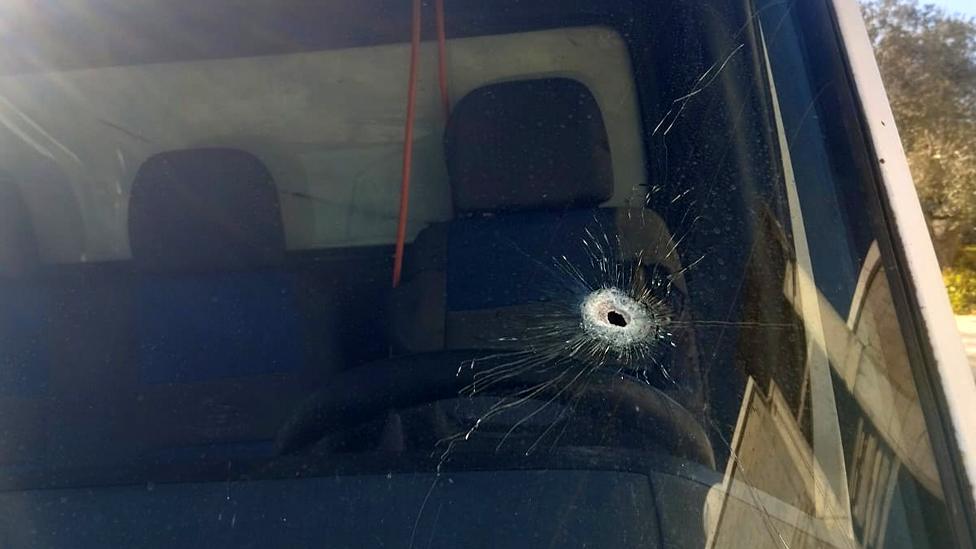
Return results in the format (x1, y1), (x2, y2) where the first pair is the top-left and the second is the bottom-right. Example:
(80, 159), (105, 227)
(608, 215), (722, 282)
(392, 0), (450, 287)
(392, 0), (423, 287)
(435, 0), (450, 119)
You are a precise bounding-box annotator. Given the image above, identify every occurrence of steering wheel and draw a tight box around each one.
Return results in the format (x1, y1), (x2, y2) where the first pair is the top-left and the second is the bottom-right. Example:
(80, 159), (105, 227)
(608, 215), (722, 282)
(275, 350), (715, 468)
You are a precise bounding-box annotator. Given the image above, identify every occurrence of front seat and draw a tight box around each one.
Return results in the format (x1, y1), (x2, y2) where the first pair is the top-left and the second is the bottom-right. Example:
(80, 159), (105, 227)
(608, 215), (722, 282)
(392, 78), (704, 415)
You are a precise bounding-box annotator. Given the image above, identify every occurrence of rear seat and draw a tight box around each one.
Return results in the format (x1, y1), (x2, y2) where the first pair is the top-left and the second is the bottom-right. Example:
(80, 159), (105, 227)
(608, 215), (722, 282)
(393, 78), (703, 413)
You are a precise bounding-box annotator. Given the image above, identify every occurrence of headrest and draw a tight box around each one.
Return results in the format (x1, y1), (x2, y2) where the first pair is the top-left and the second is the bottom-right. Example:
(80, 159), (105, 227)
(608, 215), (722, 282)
(445, 78), (614, 214)
(129, 148), (285, 272)
(0, 176), (39, 278)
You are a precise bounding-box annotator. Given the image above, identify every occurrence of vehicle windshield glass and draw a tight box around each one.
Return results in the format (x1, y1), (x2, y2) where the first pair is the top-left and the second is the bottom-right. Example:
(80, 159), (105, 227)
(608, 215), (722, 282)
(0, 0), (960, 547)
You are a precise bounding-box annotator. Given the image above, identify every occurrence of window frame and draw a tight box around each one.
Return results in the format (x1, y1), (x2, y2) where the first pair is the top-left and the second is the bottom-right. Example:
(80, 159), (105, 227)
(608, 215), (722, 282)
(814, 0), (976, 544)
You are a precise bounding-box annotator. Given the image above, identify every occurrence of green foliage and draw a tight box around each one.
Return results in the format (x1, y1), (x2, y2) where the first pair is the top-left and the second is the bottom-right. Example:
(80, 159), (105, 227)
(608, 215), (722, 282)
(944, 246), (976, 313)
(955, 245), (976, 270)
(862, 0), (976, 264)
(943, 266), (976, 314)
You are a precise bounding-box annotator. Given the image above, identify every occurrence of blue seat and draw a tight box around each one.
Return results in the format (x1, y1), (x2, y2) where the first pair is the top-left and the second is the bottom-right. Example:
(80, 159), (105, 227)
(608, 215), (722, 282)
(393, 78), (703, 414)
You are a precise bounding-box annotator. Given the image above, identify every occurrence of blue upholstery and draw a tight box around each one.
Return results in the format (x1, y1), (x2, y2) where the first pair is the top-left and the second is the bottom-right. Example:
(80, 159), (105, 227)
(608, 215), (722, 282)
(445, 208), (615, 311)
(135, 271), (301, 383)
(0, 287), (51, 396)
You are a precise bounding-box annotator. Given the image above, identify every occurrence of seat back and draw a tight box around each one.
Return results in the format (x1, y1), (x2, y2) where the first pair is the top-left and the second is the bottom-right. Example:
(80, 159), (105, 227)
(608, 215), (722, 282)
(129, 148), (300, 382)
(125, 148), (310, 457)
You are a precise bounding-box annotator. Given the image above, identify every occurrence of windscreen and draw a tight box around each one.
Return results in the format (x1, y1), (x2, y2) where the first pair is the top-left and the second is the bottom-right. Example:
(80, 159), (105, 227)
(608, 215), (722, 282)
(0, 0), (961, 547)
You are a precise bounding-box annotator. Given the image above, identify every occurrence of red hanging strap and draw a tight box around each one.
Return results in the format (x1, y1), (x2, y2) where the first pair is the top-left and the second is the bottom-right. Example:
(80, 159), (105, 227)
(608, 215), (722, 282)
(391, 0), (423, 288)
(392, 0), (450, 288)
